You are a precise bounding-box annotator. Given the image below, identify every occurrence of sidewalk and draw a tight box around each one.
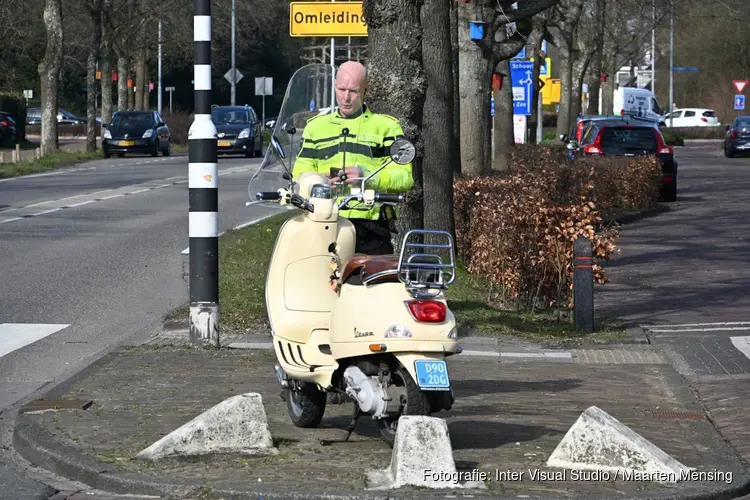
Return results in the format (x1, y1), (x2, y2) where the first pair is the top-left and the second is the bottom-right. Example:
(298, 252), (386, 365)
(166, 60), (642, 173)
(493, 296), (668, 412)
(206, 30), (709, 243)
(12, 337), (750, 499)
(1, 136), (101, 162)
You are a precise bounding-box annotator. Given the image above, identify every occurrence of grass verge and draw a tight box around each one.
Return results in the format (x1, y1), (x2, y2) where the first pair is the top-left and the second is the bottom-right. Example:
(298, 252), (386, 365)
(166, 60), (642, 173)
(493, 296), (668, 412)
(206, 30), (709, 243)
(0, 150), (103, 179)
(168, 211), (627, 343)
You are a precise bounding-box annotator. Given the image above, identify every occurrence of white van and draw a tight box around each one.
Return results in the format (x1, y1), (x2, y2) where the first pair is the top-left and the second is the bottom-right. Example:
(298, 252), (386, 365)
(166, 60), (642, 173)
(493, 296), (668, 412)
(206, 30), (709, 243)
(613, 87), (666, 125)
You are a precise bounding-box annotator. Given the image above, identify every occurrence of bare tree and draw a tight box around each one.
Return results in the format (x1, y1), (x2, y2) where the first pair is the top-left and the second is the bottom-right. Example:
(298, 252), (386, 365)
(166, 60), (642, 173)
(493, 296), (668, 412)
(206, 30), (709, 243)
(85, 0), (103, 151)
(38, 0), (64, 155)
(362, 0), (426, 243)
(421, 0), (456, 239)
(547, 0), (585, 138)
(457, 0), (558, 176)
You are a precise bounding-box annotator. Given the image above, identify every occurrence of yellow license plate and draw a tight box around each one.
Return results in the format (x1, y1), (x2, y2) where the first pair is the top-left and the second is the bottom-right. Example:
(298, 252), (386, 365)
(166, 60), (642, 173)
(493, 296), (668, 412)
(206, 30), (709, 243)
(218, 140), (231, 147)
(119, 140), (135, 146)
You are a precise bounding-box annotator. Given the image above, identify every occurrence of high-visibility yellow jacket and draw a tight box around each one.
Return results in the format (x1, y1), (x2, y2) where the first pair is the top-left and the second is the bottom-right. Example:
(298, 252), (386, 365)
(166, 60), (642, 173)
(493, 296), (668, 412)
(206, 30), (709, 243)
(291, 105), (413, 220)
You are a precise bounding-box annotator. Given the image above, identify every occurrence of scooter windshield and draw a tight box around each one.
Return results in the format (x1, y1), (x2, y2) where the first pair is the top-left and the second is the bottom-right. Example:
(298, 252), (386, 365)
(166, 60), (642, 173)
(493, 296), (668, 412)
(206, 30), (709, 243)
(247, 62), (375, 206)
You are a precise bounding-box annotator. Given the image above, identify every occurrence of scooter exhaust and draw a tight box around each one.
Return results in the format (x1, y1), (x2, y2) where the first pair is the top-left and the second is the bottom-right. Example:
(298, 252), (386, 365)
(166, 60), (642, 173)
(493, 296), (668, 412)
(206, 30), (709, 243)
(274, 364), (289, 388)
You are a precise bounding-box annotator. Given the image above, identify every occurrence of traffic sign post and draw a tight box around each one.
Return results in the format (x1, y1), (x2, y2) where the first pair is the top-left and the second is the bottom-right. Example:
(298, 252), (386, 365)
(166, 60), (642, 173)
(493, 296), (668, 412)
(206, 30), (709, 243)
(510, 60), (534, 116)
(733, 80), (748, 94)
(735, 95), (745, 111)
(255, 77), (273, 129)
(165, 86), (175, 113)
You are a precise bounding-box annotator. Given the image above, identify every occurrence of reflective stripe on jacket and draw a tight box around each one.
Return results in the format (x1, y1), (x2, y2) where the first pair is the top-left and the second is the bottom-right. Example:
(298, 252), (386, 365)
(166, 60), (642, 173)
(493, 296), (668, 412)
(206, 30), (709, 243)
(291, 106), (413, 220)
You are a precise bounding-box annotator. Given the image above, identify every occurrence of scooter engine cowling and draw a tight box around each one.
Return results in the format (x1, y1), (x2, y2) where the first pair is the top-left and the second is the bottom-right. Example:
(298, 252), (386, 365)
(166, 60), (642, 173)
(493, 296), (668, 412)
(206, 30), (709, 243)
(343, 366), (389, 417)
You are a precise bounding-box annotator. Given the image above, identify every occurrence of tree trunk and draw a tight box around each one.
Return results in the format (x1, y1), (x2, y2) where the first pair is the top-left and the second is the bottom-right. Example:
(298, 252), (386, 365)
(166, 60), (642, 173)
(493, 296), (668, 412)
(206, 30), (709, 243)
(142, 59), (150, 110)
(127, 63), (135, 110)
(361, 0), (426, 249)
(527, 25), (545, 143)
(117, 53), (128, 111)
(587, 51), (602, 114)
(101, 51), (113, 123)
(421, 0), (455, 240)
(449, 0), (461, 175)
(601, 53), (616, 115)
(135, 50), (145, 110)
(555, 45), (573, 137)
(100, 0), (113, 123)
(86, 0), (103, 152)
(569, 54), (590, 123)
(457, 0), (492, 176)
(38, 0), (64, 156)
(493, 58), (515, 171)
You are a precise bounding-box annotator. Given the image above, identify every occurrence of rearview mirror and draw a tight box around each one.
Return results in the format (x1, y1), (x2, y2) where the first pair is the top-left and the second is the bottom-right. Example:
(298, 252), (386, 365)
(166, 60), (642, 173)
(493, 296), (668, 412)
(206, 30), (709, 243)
(270, 135), (286, 160)
(389, 138), (416, 165)
(566, 140), (579, 150)
(559, 134), (568, 142)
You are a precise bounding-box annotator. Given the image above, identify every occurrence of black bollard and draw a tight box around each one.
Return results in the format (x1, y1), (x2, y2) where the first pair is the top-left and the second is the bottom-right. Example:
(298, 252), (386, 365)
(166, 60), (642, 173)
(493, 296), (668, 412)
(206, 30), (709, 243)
(573, 236), (595, 332)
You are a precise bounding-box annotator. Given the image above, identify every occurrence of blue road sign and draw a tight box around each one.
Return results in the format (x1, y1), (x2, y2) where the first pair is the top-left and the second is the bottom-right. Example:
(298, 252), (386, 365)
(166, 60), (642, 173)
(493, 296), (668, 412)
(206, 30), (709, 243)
(309, 99), (315, 112)
(512, 47), (526, 59)
(510, 60), (534, 116)
(673, 67), (698, 72)
(491, 96), (494, 117)
(735, 94), (745, 111)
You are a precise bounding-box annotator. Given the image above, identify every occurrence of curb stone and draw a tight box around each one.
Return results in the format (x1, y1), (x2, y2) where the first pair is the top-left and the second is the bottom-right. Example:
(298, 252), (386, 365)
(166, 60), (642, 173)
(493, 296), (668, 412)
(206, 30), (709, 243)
(10, 346), (750, 500)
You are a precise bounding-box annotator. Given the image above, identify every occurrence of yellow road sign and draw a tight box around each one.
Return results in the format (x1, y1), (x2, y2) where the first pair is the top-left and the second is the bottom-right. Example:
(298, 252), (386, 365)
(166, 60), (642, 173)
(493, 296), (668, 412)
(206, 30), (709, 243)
(290, 2), (368, 37)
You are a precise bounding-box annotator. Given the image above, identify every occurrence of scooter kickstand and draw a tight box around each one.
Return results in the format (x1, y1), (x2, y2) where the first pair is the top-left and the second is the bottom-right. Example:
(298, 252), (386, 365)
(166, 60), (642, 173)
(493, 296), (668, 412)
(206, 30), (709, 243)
(343, 404), (362, 442)
(320, 403), (362, 446)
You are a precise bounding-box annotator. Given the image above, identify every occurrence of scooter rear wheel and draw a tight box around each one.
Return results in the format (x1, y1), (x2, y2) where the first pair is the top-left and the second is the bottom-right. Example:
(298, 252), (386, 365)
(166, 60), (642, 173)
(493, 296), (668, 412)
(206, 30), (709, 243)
(286, 380), (327, 428)
(377, 364), (431, 447)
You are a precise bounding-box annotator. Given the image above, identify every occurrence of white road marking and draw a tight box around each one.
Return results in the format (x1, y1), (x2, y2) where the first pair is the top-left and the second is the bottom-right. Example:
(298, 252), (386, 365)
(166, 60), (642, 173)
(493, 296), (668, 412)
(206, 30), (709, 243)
(730, 336), (750, 361)
(66, 200), (95, 208)
(31, 208), (62, 216)
(642, 322), (750, 328)
(0, 163), (259, 227)
(0, 323), (70, 358)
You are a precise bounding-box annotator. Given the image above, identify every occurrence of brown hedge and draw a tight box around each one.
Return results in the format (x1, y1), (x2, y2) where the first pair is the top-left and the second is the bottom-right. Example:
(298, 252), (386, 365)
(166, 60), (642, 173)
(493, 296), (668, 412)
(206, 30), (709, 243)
(454, 144), (663, 311)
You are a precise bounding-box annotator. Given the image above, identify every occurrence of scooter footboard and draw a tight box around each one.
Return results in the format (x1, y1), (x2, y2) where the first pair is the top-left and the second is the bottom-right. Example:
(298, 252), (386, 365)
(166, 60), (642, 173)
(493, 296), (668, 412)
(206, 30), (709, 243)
(393, 352), (452, 392)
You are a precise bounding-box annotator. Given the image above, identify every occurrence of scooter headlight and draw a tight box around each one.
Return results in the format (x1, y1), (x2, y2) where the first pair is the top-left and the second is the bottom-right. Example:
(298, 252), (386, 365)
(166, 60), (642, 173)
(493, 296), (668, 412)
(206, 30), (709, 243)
(448, 327), (457, 339)
(384, 324), (412, 338)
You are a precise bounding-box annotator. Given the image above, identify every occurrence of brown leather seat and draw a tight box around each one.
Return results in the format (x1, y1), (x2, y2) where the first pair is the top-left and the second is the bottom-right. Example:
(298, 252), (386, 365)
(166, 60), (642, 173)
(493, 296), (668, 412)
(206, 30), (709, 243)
(340, 253), (401, 285)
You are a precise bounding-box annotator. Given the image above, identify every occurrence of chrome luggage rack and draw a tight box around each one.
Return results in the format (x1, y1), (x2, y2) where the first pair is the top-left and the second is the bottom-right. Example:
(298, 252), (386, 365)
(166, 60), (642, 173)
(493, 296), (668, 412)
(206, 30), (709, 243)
(396, 229), (456, 298)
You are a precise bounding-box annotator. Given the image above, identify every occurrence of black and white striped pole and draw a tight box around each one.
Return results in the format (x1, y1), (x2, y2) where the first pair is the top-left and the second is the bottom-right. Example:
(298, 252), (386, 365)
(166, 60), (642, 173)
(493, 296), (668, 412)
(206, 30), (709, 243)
(189, 0), (219, 347)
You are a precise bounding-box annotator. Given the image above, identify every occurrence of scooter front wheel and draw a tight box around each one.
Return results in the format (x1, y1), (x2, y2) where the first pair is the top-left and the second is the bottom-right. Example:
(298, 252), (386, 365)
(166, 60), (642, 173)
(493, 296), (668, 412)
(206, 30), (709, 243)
(377, 364), (431, 447)
(286, 380), (327, 428)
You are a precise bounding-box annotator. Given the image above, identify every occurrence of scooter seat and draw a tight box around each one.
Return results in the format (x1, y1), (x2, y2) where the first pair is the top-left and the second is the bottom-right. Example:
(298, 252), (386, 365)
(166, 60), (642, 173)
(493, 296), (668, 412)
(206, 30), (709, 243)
(340, 253), (401, 285)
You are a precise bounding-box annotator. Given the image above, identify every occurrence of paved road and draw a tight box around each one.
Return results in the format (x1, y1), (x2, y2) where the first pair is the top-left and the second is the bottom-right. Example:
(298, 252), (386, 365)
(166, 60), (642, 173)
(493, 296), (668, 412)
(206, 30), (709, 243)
(596, 143), (750, 379)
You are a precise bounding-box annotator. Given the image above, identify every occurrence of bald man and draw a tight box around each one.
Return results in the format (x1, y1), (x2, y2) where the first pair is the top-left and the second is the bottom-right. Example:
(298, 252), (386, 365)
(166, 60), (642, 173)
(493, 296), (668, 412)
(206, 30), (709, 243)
(292, 61), (414, 255)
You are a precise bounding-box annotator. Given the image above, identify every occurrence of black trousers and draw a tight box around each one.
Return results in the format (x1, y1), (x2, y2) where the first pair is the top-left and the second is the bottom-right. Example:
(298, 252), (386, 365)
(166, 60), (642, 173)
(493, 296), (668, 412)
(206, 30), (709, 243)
(351, 218), (394, 255)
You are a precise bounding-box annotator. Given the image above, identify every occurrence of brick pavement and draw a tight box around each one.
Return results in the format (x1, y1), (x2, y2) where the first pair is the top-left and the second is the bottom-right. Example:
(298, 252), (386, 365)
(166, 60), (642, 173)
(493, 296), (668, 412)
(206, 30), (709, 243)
(13, 345), (749, 499)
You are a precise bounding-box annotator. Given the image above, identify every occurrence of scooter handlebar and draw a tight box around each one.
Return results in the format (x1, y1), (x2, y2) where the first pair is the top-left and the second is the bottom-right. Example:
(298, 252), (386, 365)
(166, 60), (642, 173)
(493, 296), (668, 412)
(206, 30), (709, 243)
(375, 193), (403, 203)
(255, 191), (282, 201)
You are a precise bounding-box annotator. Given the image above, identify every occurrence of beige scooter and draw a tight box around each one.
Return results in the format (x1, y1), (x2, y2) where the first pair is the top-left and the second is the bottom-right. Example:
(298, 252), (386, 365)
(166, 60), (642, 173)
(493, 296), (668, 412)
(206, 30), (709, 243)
(251, 134), (461, 446)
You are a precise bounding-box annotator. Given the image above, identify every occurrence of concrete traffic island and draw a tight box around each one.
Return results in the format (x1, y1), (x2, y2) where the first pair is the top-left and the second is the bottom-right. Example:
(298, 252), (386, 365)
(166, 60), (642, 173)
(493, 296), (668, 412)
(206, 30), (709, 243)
(12, 345), (750, 499)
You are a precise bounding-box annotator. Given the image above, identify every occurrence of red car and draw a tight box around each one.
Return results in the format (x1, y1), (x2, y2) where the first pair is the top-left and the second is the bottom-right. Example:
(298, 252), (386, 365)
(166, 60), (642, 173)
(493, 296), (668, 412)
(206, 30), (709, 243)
(572, 120), (678, 202)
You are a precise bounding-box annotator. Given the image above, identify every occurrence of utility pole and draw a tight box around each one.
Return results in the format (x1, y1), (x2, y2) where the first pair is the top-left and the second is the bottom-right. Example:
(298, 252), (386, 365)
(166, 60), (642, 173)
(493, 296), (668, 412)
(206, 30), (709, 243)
(669, 1), (674, 127)
(190, 0), (220, 347)
(158, 19), (163, 114)
(231, 0), (236, 105)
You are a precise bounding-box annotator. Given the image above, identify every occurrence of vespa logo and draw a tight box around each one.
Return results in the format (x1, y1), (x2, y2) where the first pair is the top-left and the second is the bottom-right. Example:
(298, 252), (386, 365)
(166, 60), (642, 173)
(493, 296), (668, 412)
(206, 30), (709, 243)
(354, 327), (374, 338)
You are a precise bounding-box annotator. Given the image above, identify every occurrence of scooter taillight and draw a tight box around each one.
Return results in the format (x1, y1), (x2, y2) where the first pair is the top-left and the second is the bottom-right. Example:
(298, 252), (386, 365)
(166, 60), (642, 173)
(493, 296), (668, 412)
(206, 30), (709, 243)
(406, 300), (446, 323)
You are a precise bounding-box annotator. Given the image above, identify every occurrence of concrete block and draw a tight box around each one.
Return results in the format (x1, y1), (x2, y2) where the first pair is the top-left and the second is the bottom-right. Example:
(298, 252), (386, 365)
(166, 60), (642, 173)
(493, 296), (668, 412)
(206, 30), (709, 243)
(547, 406), (694, 483)
(366, 416), (486, 490)
(136, 393), (278, 460)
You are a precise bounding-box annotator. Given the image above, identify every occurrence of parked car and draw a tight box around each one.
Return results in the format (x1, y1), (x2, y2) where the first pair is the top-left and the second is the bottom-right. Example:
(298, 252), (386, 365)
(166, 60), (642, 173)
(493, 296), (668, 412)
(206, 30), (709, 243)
(211, 105), (263, 158)
(102, 110), (171, 158)
(566, 120), (677, 202)
(664, 108), (721, 127)
(0, 111), (17, 147)
(561, 113), (662, 145)
(26, 107), (86, 126)
(723, 115), (750, 158)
